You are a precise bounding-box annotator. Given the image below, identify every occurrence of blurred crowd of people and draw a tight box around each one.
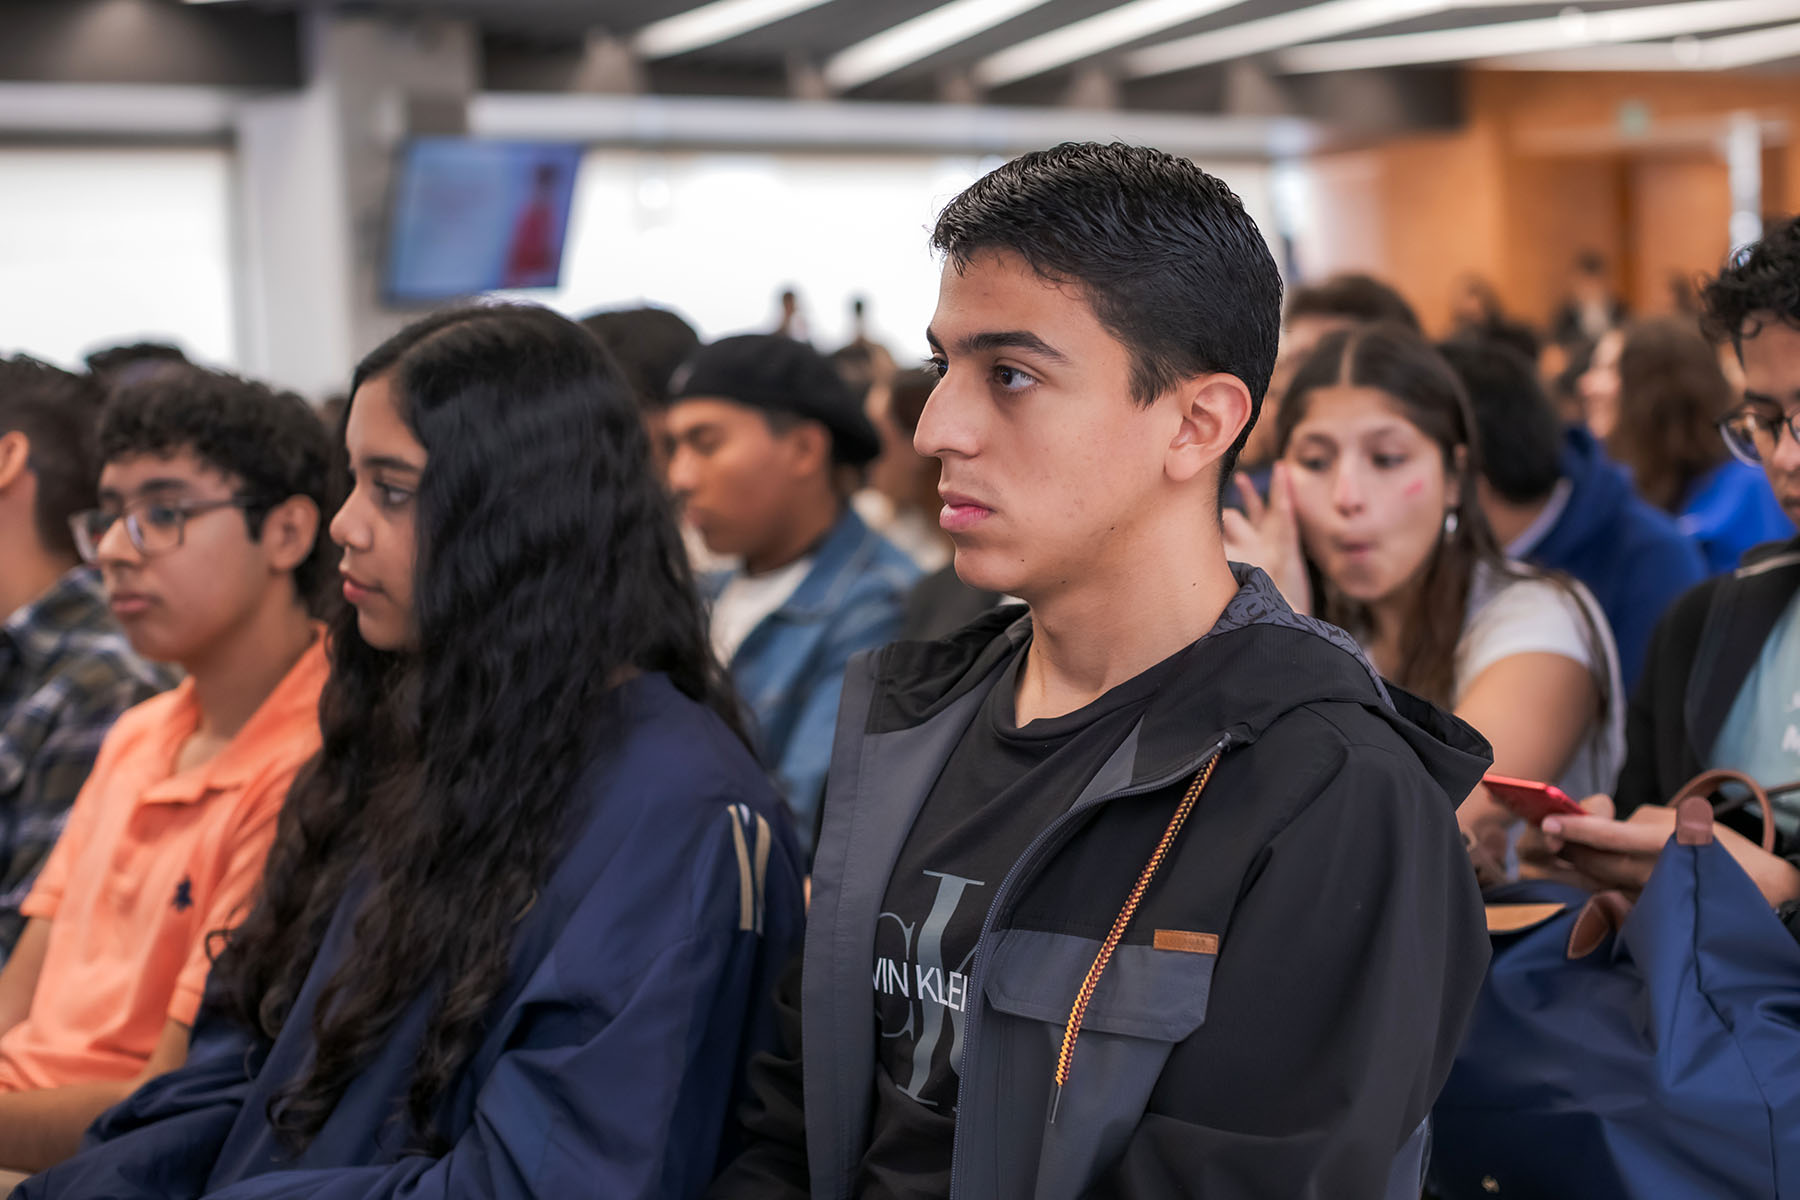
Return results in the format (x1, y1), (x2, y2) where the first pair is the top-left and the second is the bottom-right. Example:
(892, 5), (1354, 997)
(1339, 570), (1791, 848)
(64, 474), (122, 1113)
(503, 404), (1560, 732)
(0, 142), (1798, 1198)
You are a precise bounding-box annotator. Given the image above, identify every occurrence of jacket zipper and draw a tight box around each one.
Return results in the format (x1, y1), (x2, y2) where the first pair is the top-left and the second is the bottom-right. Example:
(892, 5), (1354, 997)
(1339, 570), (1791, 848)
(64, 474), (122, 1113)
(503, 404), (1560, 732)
(945, 731), (1234, 1200)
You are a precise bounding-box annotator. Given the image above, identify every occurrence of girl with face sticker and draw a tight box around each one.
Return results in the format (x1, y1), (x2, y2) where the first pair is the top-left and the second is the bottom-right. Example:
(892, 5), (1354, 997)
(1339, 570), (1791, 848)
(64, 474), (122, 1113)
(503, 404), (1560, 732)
(17, 305), (805, 1200)
(1226, 323), (1624, 862)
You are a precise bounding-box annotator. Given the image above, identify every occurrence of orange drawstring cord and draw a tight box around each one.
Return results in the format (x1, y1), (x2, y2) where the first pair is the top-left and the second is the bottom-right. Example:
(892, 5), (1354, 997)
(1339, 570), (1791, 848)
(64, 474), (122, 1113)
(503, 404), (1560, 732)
(1050, 755), (1219, 1124)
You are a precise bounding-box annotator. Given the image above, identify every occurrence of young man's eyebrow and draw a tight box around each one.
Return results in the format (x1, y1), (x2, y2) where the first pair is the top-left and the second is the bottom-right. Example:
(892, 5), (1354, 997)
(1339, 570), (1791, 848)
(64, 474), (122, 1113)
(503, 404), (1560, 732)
(97, 478), (196, 502)
(925, 327), (1070, 365)
(1743, 389), (1800, 409)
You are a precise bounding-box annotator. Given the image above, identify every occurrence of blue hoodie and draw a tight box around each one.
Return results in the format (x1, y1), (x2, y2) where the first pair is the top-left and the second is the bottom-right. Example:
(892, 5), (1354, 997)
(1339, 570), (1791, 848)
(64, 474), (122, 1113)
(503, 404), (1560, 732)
(1523, 428), (1707, 693)
(1678, 457), (1795, 577)
(15, 673), (804, 1200)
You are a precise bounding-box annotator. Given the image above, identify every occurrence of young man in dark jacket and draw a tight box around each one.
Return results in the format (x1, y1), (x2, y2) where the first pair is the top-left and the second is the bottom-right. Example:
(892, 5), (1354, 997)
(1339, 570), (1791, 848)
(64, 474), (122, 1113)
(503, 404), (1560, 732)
(1532, 216), (1800, 927)
(711, 143), (1492, 1200)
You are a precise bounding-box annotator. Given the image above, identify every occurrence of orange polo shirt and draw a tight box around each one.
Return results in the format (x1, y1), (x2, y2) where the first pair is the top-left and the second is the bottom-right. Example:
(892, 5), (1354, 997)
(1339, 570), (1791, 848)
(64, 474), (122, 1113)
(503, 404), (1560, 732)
(0, 633), (327, 1093)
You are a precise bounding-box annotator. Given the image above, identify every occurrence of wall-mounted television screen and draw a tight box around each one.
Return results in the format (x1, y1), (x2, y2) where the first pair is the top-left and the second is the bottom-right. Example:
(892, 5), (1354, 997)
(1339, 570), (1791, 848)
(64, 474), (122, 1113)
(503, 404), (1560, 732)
(384, 139), (583, 303)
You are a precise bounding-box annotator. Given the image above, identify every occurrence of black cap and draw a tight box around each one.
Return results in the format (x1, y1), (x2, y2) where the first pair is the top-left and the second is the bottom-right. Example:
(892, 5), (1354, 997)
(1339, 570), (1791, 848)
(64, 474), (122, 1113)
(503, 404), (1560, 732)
(670, 334), (881, 467)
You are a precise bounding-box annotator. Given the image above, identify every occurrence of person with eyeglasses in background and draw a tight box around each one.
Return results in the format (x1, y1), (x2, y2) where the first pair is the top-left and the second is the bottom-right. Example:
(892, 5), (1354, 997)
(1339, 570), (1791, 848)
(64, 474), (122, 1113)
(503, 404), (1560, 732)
(0, 365), (335, 1180)
(1519, 216), (1800, 926)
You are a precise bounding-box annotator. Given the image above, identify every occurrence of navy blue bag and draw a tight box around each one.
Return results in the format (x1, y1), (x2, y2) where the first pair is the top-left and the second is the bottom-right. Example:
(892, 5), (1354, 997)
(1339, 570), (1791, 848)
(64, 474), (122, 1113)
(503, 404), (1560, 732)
(1431, 794), (1800, 1199)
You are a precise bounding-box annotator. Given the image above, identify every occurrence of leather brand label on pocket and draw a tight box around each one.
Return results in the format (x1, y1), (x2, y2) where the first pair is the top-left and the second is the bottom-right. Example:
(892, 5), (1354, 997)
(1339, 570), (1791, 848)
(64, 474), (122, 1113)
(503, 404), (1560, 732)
(1153, 929), (1220, 955)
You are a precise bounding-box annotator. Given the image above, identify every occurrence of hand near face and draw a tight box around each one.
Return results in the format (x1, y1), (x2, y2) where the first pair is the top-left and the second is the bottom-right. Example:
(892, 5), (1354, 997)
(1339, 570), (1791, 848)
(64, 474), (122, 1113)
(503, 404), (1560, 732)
(1524, 794), (1800, 908)
(1222, 463), (1311, 616)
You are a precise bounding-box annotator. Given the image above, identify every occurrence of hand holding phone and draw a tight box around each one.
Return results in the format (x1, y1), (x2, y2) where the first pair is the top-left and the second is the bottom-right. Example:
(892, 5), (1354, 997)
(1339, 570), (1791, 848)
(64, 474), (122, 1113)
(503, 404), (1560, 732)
(1484, 774), (1586, 826)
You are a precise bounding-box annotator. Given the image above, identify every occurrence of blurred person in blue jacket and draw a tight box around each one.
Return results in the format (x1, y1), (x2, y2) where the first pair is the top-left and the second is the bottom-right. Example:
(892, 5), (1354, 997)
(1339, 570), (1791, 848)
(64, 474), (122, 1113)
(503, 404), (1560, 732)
(1597, 315), (1793, 573)
(12, 304), (803, 1200)
(666, 335), (919, 852)
(1442, 335), (1705, 691)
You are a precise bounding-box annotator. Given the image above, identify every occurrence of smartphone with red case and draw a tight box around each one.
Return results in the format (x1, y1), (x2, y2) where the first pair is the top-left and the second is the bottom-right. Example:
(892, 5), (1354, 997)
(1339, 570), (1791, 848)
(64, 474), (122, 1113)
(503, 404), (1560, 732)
(1483, 774), (1586, 825)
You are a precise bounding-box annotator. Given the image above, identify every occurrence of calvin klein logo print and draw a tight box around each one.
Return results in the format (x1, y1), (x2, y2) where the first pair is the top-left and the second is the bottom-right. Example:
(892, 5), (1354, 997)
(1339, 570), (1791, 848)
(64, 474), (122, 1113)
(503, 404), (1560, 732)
(873, 870), (986, 1106)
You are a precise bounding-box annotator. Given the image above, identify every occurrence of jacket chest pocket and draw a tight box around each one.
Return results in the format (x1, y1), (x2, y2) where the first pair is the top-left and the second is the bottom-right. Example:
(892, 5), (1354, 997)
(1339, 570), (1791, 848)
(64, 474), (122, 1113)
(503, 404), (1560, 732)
(965, 927), (1215, 1200)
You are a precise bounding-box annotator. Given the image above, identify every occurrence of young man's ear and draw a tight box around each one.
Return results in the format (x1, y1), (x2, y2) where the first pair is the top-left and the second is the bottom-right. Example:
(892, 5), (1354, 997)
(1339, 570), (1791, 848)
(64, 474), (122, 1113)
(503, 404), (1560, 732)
(0, 431), (32, 494)
(780, 420), (834, 481)
(260, 495), (321, 574)
(1166, 373), (1254, 486)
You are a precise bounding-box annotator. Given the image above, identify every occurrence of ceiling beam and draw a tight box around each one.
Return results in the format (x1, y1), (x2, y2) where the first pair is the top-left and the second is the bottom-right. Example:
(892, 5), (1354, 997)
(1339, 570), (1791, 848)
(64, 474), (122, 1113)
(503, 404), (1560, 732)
(971, 0), (1254, 89)
(824, 0), (1057, 92)
(1122, 0), (1545, 79)
(1479, 19), (1800, 69)
(1277, 0), (1799, 73)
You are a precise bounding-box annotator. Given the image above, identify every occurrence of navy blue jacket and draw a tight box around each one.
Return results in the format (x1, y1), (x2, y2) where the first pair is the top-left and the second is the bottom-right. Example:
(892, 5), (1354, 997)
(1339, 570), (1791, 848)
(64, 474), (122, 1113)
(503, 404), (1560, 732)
(1525, 428), (1707, 692)
(15, 673), (804, 1200)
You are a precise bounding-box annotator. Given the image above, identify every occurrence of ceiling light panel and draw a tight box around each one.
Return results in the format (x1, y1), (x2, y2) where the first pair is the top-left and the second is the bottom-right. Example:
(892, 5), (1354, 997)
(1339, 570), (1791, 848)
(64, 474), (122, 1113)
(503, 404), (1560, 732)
(633, 0), (842, 60)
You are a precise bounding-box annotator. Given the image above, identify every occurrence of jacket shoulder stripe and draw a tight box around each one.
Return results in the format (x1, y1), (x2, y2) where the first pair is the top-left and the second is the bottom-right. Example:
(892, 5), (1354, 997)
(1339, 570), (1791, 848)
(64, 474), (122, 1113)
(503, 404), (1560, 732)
(727, 805), (756, 932)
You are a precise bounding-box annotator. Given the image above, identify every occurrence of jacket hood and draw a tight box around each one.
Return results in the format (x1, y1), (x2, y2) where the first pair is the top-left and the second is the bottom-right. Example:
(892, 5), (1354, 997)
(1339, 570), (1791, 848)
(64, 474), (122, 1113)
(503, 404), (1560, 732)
(867, 565), (1491, 804)
(1536, 426), (1632, 556)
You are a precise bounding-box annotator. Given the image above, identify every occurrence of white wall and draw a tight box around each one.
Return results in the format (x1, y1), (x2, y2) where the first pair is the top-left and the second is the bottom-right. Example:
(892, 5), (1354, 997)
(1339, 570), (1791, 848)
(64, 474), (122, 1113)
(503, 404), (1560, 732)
(505, 147), (1276, 359)
(0, 145), (237, 371)
(0, 139), (1276, 388)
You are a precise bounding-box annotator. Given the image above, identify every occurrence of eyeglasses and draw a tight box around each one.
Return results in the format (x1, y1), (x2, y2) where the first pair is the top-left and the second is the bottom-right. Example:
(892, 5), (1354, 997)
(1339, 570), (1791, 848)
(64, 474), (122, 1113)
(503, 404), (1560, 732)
(1717, 407), (1800, 467)
(68, 495), (267, 564)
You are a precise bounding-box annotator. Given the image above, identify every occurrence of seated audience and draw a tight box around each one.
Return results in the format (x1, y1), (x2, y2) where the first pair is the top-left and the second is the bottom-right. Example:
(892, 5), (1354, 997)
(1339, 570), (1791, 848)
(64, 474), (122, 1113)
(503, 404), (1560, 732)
(0, 367), (335, 1172)
(0, 358), (170, 963)
(1440, 336), (1705, 691)
(665, 335), (919, 847)
(1609, 316), (1794, 573)
(1240, 272), (1421, 480)
(1534, 216), (1800, 917)
(1225, 324), (1623, 859)
(16, 304), (804, 1199)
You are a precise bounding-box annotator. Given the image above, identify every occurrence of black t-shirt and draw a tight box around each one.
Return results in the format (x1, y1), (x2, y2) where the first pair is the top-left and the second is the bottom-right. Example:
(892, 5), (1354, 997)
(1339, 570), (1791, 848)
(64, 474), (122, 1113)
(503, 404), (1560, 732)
(856, 641), (1188, 1200)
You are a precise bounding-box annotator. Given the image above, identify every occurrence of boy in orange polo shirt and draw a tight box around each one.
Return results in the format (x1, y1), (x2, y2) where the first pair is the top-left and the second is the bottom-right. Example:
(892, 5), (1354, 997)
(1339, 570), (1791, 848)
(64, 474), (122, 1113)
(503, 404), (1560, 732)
(0, 367), (338, 1174)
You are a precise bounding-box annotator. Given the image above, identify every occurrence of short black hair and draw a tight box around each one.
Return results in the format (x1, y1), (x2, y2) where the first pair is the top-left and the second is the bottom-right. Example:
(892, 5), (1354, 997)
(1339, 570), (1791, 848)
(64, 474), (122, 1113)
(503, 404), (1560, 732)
(1437, 337), (1563, 505)
(0, 356), (105, 560)
(578, 307), (701, 411)
(1286, 273), (1421, 333)
(100, 366), (340, 614)
(1701, 214), (1800, 354)
(83, 341), (189, 390)
(930, 142), (1282, 494)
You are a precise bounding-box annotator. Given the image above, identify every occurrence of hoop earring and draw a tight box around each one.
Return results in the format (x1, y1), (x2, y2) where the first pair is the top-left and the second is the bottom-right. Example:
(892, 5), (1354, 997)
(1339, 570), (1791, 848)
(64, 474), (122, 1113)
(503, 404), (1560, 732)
(1443, 510), (1460, 539)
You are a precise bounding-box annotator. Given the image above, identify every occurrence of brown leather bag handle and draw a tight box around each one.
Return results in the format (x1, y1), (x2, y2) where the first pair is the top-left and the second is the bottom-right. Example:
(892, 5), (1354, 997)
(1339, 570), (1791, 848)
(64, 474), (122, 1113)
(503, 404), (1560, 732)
(1666, 768), (1780, 854)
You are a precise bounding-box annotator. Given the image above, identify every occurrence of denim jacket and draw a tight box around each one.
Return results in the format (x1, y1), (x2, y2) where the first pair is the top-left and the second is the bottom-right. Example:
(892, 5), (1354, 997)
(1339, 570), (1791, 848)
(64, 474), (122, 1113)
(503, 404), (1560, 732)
(706, 508), (919, 850)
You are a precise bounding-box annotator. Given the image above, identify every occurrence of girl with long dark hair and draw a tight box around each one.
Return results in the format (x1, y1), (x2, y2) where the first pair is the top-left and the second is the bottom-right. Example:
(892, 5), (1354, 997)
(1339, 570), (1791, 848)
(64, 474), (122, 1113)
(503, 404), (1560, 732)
(16, 304), (804, 1199)
(1605, 316), (1793, 573)
(1226, 323), (1623, 858)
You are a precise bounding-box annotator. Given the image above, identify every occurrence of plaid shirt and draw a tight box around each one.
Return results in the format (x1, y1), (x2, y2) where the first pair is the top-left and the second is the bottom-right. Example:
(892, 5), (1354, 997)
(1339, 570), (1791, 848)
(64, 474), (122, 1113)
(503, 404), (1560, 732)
(0, 568), (172, 961)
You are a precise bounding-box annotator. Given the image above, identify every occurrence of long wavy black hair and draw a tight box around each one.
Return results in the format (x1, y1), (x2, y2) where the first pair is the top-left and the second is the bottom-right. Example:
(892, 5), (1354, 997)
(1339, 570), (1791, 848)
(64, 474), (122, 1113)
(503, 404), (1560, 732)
(210, 303), (743, 1152)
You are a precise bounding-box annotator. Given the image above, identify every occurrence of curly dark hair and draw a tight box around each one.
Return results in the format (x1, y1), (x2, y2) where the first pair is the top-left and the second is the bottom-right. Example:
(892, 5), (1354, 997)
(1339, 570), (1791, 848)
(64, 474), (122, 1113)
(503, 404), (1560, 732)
(0, 356), (105, 559)
(1701, 214), (1800, 352)
(99, 366), (340, 614)
(209, 303), (744, 1153)
(930, 142), (1282, 498)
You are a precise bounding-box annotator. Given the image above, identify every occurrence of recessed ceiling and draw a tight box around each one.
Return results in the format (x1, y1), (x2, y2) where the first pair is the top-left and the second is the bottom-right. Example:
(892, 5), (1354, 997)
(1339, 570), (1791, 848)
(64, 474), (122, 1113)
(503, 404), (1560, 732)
(240, 0), (1800, 88)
